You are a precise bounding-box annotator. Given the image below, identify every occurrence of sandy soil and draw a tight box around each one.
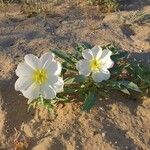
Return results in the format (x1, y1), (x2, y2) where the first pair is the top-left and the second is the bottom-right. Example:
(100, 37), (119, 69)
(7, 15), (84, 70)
(0, 1), (150, 150)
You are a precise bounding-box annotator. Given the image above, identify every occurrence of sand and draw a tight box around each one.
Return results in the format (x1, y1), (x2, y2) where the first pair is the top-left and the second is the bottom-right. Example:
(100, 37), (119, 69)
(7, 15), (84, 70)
(0, 1), (150, 149)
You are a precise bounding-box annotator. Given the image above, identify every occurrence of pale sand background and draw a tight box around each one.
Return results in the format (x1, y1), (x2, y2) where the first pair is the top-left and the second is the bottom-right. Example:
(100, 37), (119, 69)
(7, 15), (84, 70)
(0, 1), (150, 149)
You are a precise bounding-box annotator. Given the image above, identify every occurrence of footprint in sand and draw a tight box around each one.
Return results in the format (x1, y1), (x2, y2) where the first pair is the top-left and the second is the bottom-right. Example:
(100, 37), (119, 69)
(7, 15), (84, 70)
(0, 38), (15, 49)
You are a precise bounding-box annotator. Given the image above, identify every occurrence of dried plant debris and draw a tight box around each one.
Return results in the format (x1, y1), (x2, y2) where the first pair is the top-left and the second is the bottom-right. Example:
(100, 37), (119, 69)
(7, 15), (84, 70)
(12, 128), (28, 150)
(118, 10), (150, 25)
(87, 0), (119, 12)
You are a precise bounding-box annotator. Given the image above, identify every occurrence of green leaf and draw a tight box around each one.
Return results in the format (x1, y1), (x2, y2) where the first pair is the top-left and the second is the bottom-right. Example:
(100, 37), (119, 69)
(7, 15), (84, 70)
(51, 49), (75, 65)
(61, 62), (67, 75)
(119, 81), (142, 92)
(110, 63), (130, 76)
(64, 87), (78, 94)
(107, 80), (141, 94)
(82, 91), (97, 111)
(64, 75), (86, 84)
(99, 91), (109, 98)
(62, 62), (77, 72)
(111, 51), (128, 61)
(103, 43), (120, 53)
(75, 43), (93, 51)
(55, 96), (69, 102)
(121, 88), (130, 95)
(73, 43), (92, 60)
(75, 43), (85, 53)
(64, 77), (75, 84)
(81, 42), (93, 49)
(74, 75), (86, 83)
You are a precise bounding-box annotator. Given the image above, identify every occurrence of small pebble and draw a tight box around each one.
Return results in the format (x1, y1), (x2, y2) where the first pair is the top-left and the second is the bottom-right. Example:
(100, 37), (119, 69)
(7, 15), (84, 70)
(102, 132), (105, 137)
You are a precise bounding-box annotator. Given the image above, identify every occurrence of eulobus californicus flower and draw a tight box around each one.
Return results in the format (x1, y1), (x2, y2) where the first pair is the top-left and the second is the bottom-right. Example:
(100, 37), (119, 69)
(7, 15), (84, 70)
(76, 46), (114, 82)
(15, 52), (64, 101)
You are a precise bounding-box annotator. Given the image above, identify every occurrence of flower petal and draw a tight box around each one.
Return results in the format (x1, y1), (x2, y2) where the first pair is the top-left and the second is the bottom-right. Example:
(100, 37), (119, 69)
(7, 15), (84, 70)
(100, 49), (112, 60)
(100, 49), (114, 69)
(91, 46), (102, 59)
(76, 60), (91, 76)
(44, 60), (62, 75)
(82, 49), (93, 60)
(41, 84), (56, 99)
(47, 75), (59, 86)
(53, 77), (64, 93)
(92, 69), (110, 82)
(15, 77), (33, 91)
(15, 62), (34, 77)
(21, 83), (40, 100)
(40, 52), (55, 67)
(46, 75), (64, 93)
(102, 58), (114, 69)
(24, 54), (40, 70)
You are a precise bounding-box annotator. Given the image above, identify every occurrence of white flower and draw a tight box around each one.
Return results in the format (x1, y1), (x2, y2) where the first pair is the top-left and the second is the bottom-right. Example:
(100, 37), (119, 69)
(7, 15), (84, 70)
(76, 46), (114, 82)
(15, 52), (64, 101)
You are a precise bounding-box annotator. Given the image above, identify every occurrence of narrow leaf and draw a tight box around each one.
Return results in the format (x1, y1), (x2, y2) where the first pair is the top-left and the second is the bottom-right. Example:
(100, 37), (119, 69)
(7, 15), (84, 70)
(82, 91), (97, 111)
(64, 87), (78, 94)
(111, 51), (128, 61)
(64, 77), (75, 84)
(121, 88), (130, 95)
(74, 75), (86, 83)
(119, 81), (142, 92)
(62, 62), (77, 72)
(51, 49), (75, 64)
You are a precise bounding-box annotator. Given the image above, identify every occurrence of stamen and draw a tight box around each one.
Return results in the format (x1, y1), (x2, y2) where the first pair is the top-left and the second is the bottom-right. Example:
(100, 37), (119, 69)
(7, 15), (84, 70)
(89, 58), (101, 72)
(33, 69), (47, 84)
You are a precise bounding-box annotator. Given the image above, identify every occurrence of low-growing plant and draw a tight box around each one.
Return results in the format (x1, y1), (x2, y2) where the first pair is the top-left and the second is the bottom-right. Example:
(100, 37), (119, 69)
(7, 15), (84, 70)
(50, 44), (150, 110)
(20, 0), (58, 16)
(15, 43), (150, 113)
(0, 0), (63, 16)
(0, 0), (9, 16)
(87, 0), (119, 12)
(118, 10), (150, 25)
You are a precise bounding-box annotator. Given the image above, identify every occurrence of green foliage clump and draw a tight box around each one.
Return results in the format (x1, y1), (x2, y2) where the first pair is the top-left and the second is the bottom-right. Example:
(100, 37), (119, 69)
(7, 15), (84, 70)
(20, 0), (58, 16)
(119, 10), (150, 25)
(28, 43), (150, 113)
(50, 43), (150, 111)
(0, 0), (63, 16)
(87, 0), (119, 12)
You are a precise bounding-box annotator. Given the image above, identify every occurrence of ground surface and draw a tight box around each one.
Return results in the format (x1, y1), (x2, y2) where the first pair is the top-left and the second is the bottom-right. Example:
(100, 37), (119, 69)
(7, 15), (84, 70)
(0, 1), (150, 150)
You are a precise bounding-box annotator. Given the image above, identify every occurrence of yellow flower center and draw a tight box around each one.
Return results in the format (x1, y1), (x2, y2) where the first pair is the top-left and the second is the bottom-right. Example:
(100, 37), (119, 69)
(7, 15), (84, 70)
(89, 58), (101, 72)
(33, 69), (47, 84)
